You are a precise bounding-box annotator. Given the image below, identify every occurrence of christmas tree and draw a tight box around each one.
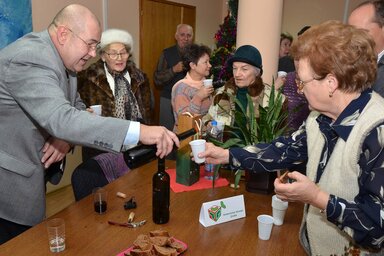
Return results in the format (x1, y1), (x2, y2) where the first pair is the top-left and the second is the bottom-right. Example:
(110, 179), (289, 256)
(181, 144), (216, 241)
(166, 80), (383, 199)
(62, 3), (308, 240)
(210, 0), (238, 88)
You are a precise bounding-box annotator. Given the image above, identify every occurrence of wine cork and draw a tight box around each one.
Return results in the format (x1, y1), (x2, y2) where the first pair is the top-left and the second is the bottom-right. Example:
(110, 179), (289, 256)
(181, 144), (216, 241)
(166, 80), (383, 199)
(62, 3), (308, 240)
(116, 192), (126, 198)
(279, 171), (289, 183)
(128, 212), (135, 223)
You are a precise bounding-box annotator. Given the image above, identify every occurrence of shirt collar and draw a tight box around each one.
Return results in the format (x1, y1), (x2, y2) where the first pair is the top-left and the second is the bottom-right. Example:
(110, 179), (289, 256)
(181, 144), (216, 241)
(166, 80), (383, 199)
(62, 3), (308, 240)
(378, 50), (384, 63)
(316, 89), (372, 141)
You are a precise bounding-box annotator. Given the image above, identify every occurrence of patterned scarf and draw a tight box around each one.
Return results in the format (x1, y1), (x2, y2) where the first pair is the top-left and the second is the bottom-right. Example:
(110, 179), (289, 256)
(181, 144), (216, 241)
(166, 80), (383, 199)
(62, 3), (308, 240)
(113, 70), (142, 121)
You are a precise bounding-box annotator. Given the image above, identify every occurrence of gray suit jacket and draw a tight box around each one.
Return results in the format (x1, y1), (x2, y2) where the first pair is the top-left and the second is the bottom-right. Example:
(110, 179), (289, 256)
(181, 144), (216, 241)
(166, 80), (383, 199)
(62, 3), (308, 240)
(0, 30), (131, 226)
(372, 55), (384, 97)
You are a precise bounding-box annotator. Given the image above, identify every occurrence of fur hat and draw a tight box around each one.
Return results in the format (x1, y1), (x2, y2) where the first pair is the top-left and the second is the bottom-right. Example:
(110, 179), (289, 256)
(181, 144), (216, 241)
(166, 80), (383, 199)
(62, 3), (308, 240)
(227, 45), (263, 75)
(99, 29), (133, 53)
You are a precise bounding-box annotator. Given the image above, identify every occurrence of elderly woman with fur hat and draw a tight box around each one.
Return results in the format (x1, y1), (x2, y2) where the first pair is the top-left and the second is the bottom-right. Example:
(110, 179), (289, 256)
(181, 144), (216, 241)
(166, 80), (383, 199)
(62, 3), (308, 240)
(77, 28), (153, 161)
(203, 45), (265, 127)
(71, 29), (153, 201)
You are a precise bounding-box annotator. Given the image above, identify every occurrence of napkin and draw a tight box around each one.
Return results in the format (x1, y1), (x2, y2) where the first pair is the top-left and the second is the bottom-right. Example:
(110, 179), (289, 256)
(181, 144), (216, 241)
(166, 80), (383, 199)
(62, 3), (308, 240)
(166, 167), (229, 193)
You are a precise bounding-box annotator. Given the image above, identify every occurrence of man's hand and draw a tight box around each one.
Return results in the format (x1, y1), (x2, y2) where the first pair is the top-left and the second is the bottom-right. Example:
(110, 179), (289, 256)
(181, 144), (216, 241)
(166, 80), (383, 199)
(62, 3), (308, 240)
(172, 61), (184, 73)
(139, 125), (180, 159)
(86, 107), (94, 114)
(41, 137), (71, 169)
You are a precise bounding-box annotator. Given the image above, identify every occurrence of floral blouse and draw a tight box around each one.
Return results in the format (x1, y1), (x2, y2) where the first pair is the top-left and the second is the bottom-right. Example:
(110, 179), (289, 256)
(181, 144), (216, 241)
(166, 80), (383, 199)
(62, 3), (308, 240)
(229, 89), (384, 250)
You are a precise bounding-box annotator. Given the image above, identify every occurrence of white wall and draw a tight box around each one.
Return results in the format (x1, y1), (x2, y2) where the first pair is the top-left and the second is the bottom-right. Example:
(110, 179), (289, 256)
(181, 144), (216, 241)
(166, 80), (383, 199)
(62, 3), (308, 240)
(281, 0), (366, 39)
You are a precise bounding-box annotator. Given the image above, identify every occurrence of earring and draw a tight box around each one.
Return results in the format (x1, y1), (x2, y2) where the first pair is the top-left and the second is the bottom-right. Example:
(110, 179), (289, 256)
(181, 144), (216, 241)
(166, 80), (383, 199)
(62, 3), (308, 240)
(329, 91), (333, 98)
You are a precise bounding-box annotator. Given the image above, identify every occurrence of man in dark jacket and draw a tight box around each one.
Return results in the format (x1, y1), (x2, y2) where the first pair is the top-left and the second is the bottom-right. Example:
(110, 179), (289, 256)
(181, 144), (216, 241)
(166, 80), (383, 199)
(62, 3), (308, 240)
(154, 24), (193, 130)
(349, 0), (384, 97)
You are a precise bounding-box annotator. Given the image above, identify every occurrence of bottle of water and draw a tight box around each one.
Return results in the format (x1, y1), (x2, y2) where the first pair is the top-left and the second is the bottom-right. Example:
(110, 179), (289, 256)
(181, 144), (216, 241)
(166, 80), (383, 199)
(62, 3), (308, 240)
(205, 120), (223, 180)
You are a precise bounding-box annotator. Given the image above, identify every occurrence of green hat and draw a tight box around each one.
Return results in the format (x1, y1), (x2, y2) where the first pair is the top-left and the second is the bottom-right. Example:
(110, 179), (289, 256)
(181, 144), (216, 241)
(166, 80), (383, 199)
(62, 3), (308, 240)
(227, 45), (263, 75)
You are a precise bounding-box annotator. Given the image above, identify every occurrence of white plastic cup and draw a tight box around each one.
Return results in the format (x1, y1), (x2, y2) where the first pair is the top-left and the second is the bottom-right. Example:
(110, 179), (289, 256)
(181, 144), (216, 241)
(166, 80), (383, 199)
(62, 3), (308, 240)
(271, 195), (288, 225)
(90, 105), (102, 115)
(257, 214), (274, 240)
(277, 71), (287, 78)
(47, 218), (66, 252)
(189, 139), (206, 164)
(203, 79), (213, 88)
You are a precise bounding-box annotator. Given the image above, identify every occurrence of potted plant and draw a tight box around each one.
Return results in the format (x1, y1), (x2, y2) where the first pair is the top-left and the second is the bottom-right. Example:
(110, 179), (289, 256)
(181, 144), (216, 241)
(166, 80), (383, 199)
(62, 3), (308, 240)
(210, 80), (288, 192)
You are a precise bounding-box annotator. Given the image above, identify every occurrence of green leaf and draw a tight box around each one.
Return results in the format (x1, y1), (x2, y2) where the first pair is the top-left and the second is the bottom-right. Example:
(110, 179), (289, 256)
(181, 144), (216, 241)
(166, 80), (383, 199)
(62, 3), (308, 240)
(234, 169), (242, 189)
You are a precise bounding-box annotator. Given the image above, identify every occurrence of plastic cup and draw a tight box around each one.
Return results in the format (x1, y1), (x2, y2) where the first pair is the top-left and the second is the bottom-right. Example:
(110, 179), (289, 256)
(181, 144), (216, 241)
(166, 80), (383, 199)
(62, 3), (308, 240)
(90, 105), (102, 115)
(47, 218), (66, 252)
(272, 195), (288, 225)
(189, 139), (206, 164)
(203, 79), (213, 88)
(277, 71), (287, 78)
(257, 214), (274, 240)
(93, 187), (108, 214)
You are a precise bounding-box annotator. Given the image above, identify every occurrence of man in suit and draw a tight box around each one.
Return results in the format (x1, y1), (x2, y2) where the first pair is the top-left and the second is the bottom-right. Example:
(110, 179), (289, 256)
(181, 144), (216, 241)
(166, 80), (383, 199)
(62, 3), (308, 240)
(0, 4), (179, 244)
(348, 0), (384, 97)
(154, 24), (193, 131)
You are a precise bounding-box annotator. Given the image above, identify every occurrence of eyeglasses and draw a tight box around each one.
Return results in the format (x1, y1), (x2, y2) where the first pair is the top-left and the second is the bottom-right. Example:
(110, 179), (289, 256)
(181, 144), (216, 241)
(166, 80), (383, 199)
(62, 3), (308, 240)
(65, 27), (100, 51)
(105, 52), (129, 60)
(295, 75), (324, 94)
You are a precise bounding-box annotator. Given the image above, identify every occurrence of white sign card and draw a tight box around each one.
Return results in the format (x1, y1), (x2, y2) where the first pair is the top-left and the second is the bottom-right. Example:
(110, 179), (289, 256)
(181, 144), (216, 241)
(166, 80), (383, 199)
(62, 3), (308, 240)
(199, 194), (246, 227)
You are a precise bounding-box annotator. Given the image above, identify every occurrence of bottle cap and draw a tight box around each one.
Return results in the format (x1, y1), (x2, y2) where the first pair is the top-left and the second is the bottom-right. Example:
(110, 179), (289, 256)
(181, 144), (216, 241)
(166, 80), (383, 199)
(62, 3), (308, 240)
(211, 120), (217, 126)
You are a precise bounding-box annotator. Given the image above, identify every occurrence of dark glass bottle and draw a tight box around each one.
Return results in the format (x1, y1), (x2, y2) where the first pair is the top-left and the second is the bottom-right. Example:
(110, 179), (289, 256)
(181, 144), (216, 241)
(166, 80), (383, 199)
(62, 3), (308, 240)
(151, 128), (196, 224)
(152, 157), (170, 224)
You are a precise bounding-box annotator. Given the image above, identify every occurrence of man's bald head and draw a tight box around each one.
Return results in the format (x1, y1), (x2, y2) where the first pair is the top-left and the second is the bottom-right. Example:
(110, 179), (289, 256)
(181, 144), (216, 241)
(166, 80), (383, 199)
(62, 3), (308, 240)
(50, 4), (100, 33)
(175, 24), (193, 49)
(48, 4), (102, 72)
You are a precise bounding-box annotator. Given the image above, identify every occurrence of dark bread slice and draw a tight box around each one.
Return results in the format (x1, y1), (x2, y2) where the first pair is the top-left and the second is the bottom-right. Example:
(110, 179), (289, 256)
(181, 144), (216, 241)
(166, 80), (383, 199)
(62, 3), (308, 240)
(153, 244), (177, 256)
(169, 239), (186, 253)
(136, 234), (150, 241)
(133, 241), (152, 251)
(133, 234), (152, 250)
(149, 230), (170, 237)
(126, 247), (154, 256)
(149, 236), (169, 247)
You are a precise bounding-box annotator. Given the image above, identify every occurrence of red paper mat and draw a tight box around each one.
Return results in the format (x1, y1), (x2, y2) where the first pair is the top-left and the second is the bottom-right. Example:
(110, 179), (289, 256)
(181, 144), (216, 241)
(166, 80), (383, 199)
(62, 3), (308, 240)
(166, 167), (229, 193)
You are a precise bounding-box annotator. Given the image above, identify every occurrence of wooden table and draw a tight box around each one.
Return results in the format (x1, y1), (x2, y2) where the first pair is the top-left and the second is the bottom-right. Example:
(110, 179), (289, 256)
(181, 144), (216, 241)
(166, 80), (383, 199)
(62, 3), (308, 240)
(0, 160), (306, 255)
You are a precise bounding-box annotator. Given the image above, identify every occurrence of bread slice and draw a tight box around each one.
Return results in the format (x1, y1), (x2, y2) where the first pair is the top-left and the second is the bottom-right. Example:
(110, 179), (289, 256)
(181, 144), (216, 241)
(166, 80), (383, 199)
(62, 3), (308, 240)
(153, 244), (177, 256)
(169, 239), (186, 253)
(126, 247), (154, 256)
(149, 236), (169, 247)
(149, 230), (170, 237)
(133, 234), (152, 250)
(133, 241), (152, 251)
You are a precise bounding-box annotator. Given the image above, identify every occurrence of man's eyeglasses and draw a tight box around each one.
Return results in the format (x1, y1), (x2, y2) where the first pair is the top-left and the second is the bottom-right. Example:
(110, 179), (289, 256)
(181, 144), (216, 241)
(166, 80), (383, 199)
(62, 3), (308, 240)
(105, 52), (129, 60)
(65, 27), (100, 51)
(295, 75), (324, 94)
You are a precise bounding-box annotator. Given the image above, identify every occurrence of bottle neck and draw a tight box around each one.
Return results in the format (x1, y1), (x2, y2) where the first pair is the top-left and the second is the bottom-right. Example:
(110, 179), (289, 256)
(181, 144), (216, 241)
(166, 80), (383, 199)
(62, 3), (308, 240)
(158, 158), (165, 172)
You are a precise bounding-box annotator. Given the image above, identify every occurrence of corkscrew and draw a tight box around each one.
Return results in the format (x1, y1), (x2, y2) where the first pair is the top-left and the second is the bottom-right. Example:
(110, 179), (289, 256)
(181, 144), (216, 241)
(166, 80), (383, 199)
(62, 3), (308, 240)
(107, 219), (146, 228)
